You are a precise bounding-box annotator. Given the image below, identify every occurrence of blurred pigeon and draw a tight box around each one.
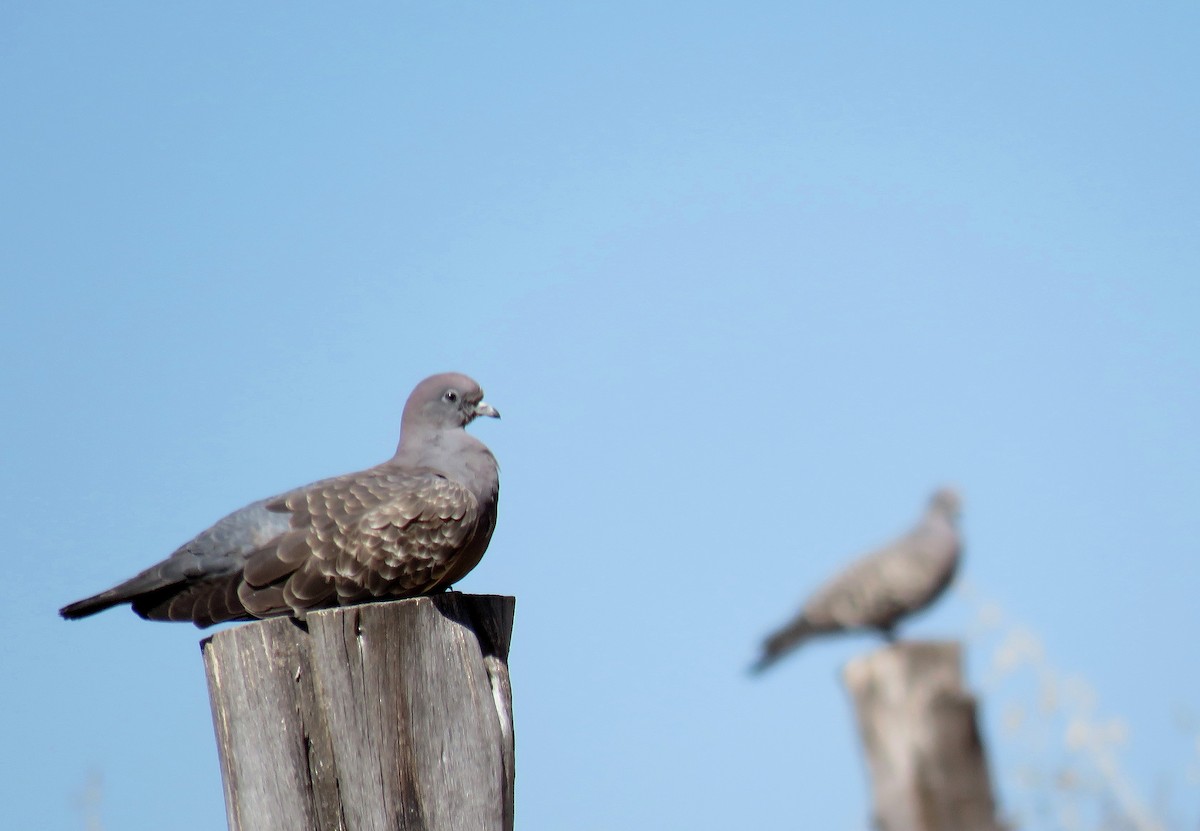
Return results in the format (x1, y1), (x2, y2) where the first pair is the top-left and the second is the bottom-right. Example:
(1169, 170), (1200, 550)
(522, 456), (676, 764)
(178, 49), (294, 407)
(60, 372), (501, 628)
(752, 488), (962, 673)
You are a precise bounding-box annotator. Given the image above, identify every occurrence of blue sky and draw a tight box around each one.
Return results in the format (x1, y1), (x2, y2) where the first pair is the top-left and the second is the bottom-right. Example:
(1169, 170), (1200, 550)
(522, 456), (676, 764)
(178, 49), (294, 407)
(3, 2), (1197, 829)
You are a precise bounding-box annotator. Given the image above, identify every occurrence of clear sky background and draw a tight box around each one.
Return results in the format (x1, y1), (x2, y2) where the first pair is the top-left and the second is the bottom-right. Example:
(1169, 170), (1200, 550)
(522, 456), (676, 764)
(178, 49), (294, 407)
(3, 3), (1197, 830)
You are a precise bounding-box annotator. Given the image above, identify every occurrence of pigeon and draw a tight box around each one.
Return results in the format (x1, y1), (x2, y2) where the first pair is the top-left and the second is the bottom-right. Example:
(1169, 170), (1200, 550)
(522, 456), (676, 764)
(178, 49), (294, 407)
(60, 372), (501, 628)
(752, 487), (962, 673)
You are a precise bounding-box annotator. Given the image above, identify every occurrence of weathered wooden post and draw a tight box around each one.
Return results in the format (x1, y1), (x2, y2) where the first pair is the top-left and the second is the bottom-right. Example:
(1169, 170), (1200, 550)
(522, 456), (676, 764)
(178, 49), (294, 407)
(843, 641), (1002, 831)
(201, 593), (515, 831)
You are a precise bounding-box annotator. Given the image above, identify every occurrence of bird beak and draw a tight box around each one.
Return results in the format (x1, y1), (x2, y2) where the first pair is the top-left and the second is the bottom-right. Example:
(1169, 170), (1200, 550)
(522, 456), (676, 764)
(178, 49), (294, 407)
(474, 401), (500, 419)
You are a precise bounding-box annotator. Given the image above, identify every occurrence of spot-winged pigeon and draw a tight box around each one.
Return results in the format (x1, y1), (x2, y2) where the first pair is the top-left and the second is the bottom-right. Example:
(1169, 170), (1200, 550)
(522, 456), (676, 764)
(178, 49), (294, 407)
(60, 372), (501, 628)
(752, 488), (962, 673)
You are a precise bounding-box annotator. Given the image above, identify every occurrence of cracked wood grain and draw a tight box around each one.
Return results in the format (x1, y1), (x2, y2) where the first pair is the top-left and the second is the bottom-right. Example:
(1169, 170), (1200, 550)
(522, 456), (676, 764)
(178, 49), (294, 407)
(202, 594), (515, 831)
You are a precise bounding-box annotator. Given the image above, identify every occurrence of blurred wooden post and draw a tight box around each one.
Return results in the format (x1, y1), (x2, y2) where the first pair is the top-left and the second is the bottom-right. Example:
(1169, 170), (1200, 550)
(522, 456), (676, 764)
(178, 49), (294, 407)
(843, 641), (1002, 831)
(201, 593), (515, 831)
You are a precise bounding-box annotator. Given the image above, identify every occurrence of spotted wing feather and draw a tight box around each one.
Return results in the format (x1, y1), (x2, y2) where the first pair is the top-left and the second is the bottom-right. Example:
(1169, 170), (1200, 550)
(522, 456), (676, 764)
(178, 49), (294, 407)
(238, 467), (482, 618)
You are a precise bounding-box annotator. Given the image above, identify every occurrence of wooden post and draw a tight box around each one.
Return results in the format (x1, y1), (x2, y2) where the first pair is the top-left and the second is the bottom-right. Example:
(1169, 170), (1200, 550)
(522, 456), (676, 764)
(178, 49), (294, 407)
(201, 593), (515, 831)
(843, 641), (1002, 831)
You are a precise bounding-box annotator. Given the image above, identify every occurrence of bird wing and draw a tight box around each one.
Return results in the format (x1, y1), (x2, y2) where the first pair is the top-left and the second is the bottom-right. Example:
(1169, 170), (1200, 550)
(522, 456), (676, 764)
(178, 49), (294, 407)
(238, 467), (482, 618)
(803, 528), (956, 632)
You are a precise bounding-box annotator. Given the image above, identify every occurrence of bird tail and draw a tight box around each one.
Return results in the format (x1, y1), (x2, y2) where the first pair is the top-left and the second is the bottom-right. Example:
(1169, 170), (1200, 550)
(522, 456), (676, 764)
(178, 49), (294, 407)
(59, 586), (138, 620)
(59, 565), (186, 621)
(750, 619), (814, 674)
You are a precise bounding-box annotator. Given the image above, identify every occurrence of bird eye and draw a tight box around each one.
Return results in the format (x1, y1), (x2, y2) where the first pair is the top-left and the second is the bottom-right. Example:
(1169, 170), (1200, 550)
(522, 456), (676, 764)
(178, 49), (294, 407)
(444, 390), (459, 403)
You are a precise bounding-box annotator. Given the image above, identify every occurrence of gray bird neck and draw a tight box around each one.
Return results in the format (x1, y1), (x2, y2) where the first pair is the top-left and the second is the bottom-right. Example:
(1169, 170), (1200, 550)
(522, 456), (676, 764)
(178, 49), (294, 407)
(393, 427), (496, 492)
(915, 509), (958, 551)
(926, 509), (957, 531)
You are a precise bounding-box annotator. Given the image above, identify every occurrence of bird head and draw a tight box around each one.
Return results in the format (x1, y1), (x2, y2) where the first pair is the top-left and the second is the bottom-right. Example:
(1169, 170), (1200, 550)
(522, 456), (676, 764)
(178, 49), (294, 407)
(402, 372), (500, 433)
(929, 486), (962, 521)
